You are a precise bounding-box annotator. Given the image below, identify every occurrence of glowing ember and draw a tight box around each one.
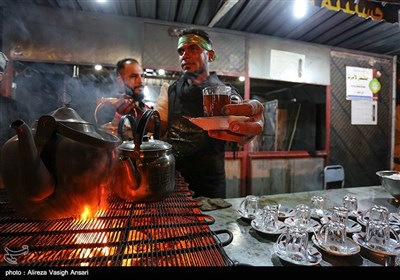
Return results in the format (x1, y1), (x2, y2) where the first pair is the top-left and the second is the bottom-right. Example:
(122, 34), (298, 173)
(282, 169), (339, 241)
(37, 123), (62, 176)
(72, 208), (112, 266)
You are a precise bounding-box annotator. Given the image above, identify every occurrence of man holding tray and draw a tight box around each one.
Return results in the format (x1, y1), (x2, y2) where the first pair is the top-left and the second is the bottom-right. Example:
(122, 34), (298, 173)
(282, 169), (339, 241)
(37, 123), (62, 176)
(156, 28), (264, 198)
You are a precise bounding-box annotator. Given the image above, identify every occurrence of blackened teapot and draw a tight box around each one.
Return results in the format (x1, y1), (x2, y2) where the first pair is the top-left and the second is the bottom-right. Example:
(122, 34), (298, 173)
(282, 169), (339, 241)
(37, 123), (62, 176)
(1, 105), (121, 219)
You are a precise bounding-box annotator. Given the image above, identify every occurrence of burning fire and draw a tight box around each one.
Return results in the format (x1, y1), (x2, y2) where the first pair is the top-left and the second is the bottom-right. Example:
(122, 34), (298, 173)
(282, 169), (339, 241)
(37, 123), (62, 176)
(73, 205), (112, 266)
(80, 205), (94, 220)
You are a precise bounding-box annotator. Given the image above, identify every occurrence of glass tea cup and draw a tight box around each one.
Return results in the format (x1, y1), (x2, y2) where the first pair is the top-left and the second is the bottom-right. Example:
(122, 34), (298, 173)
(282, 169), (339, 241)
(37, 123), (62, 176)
(260, 204), (280, 231)
(202, 85), (243, 117)
(276, 225), (309, 263)
(238, 195), (259, 219)
(317, 221), (347, 251)
(343, 195), (358, 216)
(365, 219), (399, 251)
(363, 205), (399, 251)
(364, 205), (390, 224)
(94, 97), (124, 123)
(310, 195), (325, 217)
(293, 204), (311, 229)
(331, 206), (349, 224)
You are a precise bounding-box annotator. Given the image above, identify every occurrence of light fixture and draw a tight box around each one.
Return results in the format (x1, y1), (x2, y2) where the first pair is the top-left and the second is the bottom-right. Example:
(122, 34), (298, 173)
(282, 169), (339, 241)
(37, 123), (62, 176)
(72, 65), (79, 78)
(157, 69), (166, 76)
(145, 69), (156, 76)
(294, 0), (307, 19)
(238, 76), (245, 82)
(94, 64), (103, 71)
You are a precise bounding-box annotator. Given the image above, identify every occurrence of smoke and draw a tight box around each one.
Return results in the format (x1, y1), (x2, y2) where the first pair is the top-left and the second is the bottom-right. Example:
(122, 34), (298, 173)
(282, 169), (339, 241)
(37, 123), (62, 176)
(12, 61), (118, 125)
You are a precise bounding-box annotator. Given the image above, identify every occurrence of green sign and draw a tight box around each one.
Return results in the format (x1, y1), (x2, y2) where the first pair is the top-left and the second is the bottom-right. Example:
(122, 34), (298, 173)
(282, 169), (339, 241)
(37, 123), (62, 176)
(369, 78), (381, 94)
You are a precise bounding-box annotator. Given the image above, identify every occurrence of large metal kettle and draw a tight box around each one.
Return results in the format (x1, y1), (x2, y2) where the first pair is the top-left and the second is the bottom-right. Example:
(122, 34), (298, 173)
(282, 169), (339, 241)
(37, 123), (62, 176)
(1, 105), (121, 220)
(111, 109), (175, 201)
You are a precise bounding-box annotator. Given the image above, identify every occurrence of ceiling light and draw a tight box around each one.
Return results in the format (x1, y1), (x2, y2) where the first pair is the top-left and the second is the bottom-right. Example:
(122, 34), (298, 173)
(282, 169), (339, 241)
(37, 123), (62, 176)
(94, 65), (102, 71)
(238, 76), (245, 82)
(145, 69), (156, 76)
(157, 69), (166, 76)
(294, 0), (307, 19)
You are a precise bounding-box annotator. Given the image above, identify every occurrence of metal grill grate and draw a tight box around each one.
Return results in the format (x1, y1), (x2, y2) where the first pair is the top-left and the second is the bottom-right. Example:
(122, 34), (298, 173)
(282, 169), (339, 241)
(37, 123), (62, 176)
(0, 175), (234, 267)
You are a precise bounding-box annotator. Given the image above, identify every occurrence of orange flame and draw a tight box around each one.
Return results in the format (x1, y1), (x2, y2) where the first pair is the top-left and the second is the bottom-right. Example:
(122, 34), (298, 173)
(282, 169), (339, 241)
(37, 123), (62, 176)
(80, 205), (94, 220)
(73, 205), (111, 266)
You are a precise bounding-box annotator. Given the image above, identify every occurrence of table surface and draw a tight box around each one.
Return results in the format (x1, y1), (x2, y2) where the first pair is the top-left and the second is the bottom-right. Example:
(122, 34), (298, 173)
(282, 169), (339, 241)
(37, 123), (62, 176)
(206, 186), (400, 267)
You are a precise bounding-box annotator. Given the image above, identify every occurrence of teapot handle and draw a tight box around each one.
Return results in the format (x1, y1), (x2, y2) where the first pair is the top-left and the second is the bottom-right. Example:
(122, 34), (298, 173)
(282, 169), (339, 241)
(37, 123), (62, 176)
(35, 116), (57, 153)
(134, 109), (161, 154)
(117, 114), (137, 139)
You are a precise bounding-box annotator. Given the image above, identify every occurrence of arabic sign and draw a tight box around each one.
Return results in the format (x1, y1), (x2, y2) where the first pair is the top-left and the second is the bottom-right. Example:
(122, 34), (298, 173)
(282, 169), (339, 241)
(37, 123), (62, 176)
(346, 66), (373, 100)
(311, 0), (399, 23)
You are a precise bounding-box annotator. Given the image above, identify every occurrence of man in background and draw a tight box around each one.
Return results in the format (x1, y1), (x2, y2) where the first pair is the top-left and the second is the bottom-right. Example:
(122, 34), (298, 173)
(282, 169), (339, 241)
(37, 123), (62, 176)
(95, 58), (148, 126)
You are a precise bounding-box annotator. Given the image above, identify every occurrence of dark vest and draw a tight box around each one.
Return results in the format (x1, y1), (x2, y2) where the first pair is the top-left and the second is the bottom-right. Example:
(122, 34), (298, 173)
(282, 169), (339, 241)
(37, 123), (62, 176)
(166, 72), (227, 157)
(165, 72), (231, 198)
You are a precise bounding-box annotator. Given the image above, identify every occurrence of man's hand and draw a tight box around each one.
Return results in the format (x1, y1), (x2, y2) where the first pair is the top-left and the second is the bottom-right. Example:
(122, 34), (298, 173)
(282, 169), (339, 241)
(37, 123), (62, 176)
(208, 99), (264, 144)
(116, 97), (144, 119)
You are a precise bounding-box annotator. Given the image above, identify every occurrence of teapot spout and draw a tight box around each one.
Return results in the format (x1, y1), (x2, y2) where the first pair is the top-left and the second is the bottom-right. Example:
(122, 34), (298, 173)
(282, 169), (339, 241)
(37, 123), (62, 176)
(121, 156), (141, 190)
(10, 119), (55, 201)
(110, 156), (141, 200)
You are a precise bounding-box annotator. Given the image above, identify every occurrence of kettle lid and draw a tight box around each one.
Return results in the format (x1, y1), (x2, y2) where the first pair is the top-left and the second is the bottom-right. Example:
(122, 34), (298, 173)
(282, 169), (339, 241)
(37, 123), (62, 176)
(49, 105), (90, 124)
(46, 105), (121, 148)
(119, 136), (172, 153)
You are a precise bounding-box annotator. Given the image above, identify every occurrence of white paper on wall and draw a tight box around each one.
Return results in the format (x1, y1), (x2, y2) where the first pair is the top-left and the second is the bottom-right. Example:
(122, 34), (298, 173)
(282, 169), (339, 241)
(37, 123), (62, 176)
(270, 49), (305, 82)
(351, 99), (377, 125)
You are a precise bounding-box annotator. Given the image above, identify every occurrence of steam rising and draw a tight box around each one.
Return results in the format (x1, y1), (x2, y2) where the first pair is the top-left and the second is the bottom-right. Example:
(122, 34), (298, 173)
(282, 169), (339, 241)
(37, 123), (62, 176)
(13, 61), (118, 126)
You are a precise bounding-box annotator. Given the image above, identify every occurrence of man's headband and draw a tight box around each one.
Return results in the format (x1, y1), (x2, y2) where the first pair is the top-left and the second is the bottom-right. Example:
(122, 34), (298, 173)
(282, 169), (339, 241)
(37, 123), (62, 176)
(177, 34), (213, 51)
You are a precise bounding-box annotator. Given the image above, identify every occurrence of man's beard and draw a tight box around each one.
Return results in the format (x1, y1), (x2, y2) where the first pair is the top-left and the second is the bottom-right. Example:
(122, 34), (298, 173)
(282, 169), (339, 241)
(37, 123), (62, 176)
(183, 68), (207, 81)
(126, 85), (145, 102)
(133, 91), (145, 102)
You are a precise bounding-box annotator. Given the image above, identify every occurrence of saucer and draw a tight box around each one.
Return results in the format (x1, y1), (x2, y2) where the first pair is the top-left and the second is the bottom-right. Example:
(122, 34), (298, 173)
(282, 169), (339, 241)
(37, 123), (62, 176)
(284, 217), (321, 233)
(237, 208), (257, 220)
(311, 234), (360, 256)
(273, 242), (322, 266)
(348, 210), (363, 219)
(390, 213), (400, 225)
(310, 209), (331, 219)
(251, 219), (286, 235)
(187, 116), (249, 131)
(319, 217), (362, 233)
(357, 212), (400, 228)
(352, 232), (400, 257)
(356, 215), (369, 226)
(278, 206), (296, 220)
